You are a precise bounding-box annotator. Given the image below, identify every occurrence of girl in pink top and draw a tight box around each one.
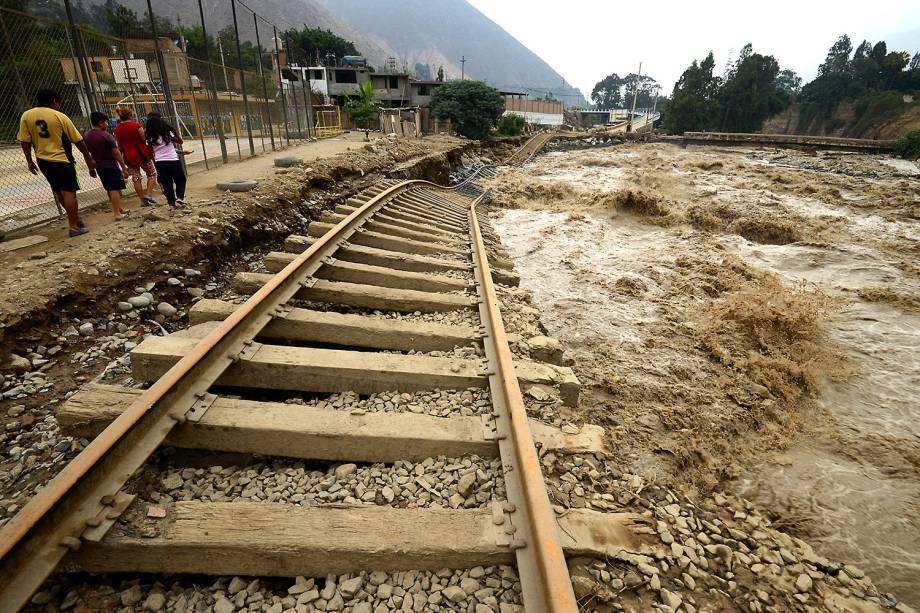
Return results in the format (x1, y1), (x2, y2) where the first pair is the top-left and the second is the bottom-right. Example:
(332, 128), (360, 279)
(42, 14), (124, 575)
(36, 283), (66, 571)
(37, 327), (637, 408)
(145, 115), (186, 206)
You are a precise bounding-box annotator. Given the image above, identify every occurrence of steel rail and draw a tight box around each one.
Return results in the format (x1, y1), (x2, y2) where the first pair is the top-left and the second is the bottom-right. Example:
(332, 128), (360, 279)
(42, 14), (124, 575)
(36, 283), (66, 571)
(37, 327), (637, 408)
(468, 199), (578, 612)
(0, 180), (422, 612)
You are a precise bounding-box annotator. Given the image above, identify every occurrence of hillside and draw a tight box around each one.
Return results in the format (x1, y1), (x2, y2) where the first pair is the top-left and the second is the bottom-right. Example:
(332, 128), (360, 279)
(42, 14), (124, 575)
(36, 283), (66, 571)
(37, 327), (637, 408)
(317, 0), (585, 105)
(763, 98), (920, 139)
(93, 0), (585, 106)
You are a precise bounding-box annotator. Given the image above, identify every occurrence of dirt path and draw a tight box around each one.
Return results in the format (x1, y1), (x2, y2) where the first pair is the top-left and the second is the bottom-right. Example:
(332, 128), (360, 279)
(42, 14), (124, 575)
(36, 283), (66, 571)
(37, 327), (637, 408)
(486, 143), (920, 605)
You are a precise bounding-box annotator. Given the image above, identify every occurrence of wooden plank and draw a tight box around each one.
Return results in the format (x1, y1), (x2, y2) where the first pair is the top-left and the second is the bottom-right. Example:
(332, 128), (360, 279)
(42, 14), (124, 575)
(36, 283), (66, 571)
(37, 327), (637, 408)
(308, 222), (467, 256)
(233, 272), (473, 313)
(384, 202), (469, 230)
(64, 504), (511, 575)
(57, 385), (605, 458)
(341, 208), (461, 237)
(0, 235), (47, 253)
(61, 504), (650, 577)
(58, 385), (495, 461)
(131, 335), (486, 394)
(316, 259), (469, 293)
(283, 235), (469, 273)
(322, 212), (462, 243)
(131, 331), (580, 405)
(189, 299), (480, 352)
(364, 218), (466, 246)
(403, 192), (467, 216)
(273, 246), (516, 287)
(338, 204), (465, 233)
(391, 200), (467, 226)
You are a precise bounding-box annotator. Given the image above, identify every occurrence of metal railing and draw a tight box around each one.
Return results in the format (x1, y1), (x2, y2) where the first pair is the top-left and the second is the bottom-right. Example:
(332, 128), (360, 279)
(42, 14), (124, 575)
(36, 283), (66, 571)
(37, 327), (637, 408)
(0, 0), (325, 234)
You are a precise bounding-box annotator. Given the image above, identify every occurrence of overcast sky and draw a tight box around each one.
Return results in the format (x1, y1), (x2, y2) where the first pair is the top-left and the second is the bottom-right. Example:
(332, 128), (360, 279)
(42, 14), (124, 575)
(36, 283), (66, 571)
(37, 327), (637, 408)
(466, 0), (920, 102)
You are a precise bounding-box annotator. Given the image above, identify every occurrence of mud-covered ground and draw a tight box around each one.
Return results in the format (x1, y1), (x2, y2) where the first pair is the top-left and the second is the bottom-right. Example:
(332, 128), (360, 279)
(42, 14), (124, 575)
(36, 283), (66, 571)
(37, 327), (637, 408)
(484, 144), (920, 604)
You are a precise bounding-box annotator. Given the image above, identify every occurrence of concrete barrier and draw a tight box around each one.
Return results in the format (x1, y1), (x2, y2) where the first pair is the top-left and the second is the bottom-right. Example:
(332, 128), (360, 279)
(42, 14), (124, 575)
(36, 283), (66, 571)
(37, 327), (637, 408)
(682, 132), (896, 153)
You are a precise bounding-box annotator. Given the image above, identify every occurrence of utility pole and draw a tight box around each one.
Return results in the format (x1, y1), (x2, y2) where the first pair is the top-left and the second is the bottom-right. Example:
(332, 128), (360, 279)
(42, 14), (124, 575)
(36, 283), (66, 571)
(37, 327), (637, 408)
(229, 0), (255, 156)
(648, 86), (660, 132)
(176, 15), (185, 52)
(628, 61), (642, 132)
(218, 38), (230, 92)
(460, 55), (466, 80)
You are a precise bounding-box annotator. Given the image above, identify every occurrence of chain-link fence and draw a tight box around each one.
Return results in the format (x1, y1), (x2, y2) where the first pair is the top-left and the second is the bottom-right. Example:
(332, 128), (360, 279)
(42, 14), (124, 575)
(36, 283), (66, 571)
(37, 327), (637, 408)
(0, 0), (329, 235)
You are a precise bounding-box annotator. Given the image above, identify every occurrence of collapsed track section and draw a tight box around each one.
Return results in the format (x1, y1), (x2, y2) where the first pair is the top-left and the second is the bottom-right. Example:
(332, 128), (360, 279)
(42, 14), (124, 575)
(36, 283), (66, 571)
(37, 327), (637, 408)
(0, 179), (632, 612)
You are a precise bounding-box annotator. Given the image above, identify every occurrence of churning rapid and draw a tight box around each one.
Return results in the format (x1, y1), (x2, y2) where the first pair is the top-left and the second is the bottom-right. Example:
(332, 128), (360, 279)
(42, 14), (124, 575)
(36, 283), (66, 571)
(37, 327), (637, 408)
(484, 144), (920, 604)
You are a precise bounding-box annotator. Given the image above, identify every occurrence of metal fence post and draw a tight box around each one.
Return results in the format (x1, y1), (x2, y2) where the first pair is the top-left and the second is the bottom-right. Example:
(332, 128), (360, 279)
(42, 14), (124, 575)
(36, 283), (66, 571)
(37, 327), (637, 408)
(145, 0), (176, 125)
(119, 44), (139, 118)
(284, 35), (304, 139)
(183, 60), (209, 170)
(229, 0), (255, 156)
(197, 0), (228, 164)
(75, 28), (103, 112)
(273, 25), (290, 146)
(300, 69), (313, 138)
(62, 0), (95, 114)
(253, 15), (275, 151)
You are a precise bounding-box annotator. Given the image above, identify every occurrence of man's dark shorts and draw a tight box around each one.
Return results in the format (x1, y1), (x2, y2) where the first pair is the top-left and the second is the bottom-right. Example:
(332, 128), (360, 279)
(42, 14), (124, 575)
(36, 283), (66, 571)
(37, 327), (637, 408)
(97, 167), (126, 191)
(36, 159), (79, 193)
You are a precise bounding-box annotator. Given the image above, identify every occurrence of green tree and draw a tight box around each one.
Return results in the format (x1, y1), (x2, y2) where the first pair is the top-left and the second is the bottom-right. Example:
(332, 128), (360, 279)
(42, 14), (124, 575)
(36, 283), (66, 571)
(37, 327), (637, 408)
(430, 80), (504, 139)
(663, 52), (720, 134)
(102, 0), (145, 36)
(179, 25), (218, 63)
(717, 45), (791, 132)
(776, 69), (802, 95)
(591, 73), (624, 108)
(623, 73), (660, 109)
(893, 130), (920, 159)
(284, 26), (359, 65)
(344, 80), (381, 127)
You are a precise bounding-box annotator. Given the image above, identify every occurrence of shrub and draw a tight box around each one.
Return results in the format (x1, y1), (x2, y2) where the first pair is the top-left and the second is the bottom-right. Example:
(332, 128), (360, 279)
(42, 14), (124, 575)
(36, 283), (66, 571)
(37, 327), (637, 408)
(497, 113), (525, 136)
(893, 130), (920, 159)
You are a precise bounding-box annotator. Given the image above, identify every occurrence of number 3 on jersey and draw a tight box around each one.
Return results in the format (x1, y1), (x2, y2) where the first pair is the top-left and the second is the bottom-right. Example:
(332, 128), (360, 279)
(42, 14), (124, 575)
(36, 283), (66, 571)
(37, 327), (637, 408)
(35, 120), (50, 138)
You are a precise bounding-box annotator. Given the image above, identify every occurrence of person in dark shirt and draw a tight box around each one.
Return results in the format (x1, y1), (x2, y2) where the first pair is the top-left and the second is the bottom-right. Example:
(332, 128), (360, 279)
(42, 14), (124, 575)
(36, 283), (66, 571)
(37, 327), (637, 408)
(84, 111), (130, 220)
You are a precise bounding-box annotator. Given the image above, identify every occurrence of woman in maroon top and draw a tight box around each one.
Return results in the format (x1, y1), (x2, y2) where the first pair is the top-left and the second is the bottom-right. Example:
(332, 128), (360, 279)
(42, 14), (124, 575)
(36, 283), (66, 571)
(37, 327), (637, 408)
(114, 107), (157, 205)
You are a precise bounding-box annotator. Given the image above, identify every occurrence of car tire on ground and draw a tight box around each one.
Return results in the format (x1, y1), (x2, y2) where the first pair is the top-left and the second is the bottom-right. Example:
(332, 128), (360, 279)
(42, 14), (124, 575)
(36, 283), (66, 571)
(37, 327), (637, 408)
(274, 157), (303, 168)
(216, 180), (258, 192)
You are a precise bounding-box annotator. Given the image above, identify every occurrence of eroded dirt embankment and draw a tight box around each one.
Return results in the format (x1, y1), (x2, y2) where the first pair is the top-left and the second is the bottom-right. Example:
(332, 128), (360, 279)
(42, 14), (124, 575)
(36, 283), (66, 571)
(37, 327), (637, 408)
(0, 136), (513, 523)
(485, 144), (920, 605)
(0, 136), (490, 354)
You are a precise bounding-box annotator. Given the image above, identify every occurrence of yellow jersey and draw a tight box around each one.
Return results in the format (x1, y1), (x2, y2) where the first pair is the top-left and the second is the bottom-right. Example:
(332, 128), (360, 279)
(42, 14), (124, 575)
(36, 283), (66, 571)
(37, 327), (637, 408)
(17, 106), (84, 164)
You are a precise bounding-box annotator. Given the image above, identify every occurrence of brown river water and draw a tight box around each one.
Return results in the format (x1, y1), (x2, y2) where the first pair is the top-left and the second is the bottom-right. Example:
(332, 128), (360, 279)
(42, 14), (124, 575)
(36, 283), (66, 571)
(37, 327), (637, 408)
(487, 144), (920, 604)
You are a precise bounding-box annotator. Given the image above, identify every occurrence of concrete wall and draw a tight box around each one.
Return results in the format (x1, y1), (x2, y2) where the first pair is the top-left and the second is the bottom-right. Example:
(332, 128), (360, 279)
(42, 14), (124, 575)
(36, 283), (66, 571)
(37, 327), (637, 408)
(504, 110), (562, 127)
(504, 97), (564, 115)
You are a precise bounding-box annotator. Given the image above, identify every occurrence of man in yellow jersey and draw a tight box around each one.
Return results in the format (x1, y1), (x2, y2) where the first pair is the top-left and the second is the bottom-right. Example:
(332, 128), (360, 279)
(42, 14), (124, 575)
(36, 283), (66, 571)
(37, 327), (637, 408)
(18, 89), (97, 237)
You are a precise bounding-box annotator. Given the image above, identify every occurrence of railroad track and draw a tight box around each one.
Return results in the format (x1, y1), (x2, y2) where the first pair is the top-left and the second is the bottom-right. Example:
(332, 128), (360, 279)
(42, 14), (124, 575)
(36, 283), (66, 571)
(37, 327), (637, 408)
(0, 179), (645, 612)
(505, 133), (557, 167)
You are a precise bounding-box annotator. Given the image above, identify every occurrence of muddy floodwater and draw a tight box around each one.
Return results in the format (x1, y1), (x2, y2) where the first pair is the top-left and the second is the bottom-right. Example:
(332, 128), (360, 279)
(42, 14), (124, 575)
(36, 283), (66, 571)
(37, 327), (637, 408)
(486, 144), (920, 604)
